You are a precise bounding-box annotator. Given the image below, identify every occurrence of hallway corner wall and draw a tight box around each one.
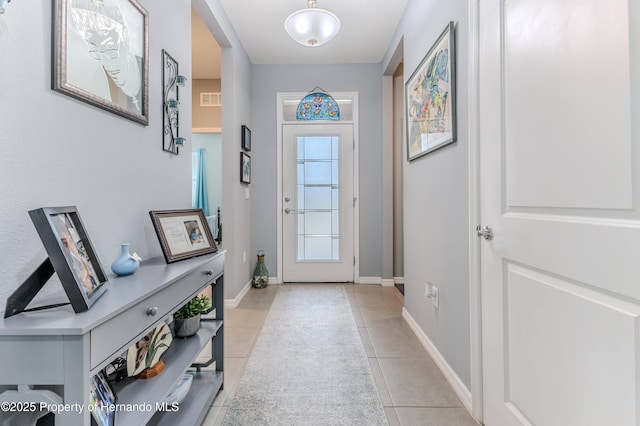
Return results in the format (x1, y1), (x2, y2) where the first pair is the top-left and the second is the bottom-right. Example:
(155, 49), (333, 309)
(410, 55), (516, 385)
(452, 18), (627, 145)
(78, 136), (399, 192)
(0, 1), (193, 304)
(194, 0), (254, 301)
(384, 0), (472, 389)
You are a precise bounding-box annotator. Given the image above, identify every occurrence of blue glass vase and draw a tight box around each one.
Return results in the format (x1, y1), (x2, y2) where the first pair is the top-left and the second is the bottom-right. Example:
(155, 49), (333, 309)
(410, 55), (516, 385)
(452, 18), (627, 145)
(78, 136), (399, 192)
(111, 243), (140, 276)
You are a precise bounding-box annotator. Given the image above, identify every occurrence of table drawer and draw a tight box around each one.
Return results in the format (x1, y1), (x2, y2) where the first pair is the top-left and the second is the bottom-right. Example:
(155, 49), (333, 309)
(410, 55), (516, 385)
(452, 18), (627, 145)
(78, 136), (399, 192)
(90, 257), (223, 369)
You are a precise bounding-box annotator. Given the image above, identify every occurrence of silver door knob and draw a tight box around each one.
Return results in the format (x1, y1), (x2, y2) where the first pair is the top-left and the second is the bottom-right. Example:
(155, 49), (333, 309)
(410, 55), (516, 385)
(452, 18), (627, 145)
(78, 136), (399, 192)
(284, 208), (296, 214)
(476, 225), (494, 240)
(147, 307), (158, 316)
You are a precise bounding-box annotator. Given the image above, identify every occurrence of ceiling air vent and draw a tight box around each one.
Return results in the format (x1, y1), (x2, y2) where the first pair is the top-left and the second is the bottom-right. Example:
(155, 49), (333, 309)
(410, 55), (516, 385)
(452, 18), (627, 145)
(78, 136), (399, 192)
(200, 92), (221, 107)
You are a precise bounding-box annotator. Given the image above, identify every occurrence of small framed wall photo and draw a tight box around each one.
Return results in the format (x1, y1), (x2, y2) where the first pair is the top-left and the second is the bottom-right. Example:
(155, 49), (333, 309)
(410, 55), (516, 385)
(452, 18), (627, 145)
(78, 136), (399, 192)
(29, 206), (110, 313)
(149, 209), (218, 263)
(241, 125), (251, 151)
(240, 152), (251, 184)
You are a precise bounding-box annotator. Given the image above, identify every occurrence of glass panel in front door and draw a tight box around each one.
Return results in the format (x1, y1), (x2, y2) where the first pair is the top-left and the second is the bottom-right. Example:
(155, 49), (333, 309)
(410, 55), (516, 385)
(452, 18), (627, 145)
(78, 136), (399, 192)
(296, 135), (340, 261)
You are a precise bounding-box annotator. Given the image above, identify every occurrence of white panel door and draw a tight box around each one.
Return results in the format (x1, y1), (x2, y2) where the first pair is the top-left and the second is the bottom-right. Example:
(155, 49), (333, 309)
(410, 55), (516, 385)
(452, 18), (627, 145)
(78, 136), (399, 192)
(282, 124), (354, 282)
(479, 0), (640, 425)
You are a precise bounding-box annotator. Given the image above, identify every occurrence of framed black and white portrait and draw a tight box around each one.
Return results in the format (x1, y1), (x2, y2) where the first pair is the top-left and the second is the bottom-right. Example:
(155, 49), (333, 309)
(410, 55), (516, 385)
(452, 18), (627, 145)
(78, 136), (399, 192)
(52, 0), (149, 125)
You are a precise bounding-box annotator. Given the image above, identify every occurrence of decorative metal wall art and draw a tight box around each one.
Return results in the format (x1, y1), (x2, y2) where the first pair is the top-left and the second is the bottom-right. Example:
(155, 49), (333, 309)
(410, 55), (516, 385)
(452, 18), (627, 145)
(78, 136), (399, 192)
(162, 49), (187, 154)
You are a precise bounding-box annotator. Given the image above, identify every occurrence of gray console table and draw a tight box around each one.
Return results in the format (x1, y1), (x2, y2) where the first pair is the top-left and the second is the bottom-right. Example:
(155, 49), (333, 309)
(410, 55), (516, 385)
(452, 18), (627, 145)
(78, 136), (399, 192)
(0, 251), (225, 425)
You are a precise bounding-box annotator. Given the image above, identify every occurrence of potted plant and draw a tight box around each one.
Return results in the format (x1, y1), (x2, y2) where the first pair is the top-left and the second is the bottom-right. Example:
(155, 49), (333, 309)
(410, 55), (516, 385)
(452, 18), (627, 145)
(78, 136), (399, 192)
(173, 295), (211, 337)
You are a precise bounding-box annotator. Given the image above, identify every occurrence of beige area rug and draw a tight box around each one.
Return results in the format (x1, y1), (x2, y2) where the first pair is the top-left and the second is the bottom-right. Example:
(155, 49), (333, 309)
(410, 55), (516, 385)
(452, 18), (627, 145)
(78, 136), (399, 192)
(223, 285), (389, 426)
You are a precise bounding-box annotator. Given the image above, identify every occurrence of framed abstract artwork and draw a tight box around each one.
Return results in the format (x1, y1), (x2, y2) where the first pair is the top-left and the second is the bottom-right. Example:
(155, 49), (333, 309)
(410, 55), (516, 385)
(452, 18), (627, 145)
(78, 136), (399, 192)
(52, 0), (149, 125)
(405, 21), (456, 161)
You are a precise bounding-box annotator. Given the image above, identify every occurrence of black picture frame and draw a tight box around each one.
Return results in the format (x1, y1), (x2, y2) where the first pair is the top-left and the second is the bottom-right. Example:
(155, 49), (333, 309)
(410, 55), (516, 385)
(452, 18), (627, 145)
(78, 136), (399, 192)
(240, 152), (251, 184)
(149, 209), (218, 263)
(52, 0), (149, 125)
(241, 125), (251, 151)
(29, 206), (110, 313)
(90, 370), (116, 426)
(405, 21), (456, 161)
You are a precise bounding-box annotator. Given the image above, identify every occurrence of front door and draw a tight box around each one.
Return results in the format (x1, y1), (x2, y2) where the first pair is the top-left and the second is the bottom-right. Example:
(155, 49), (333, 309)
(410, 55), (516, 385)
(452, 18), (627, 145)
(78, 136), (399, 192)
(282, 123), (354, 282)
(479, 0), (640, 424)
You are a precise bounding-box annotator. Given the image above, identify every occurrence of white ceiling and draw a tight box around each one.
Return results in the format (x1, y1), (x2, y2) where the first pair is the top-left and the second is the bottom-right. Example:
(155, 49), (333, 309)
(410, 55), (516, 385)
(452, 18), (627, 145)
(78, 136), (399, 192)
(220, 0), (407, 64)
(192, 0), (408, 74)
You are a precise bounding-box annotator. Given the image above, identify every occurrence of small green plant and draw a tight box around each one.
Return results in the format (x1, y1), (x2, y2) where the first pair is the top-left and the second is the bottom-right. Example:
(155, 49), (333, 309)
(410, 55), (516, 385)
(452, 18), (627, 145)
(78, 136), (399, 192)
(174, 295), (211, 320)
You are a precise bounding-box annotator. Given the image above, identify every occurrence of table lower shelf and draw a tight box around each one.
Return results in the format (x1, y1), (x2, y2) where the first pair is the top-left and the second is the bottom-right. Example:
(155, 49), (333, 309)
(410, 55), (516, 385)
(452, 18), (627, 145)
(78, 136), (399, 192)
(148, 370), (223, 426)
(111, 321), (222, 425)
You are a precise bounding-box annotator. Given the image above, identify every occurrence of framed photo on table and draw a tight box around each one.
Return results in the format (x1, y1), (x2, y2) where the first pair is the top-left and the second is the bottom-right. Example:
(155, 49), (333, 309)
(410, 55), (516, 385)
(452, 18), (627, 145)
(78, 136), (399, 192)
(29, 206), (110, 313)
(405, 21), (456, 161)
(52, 0), (149, 125)
(149, 209), (218, 263)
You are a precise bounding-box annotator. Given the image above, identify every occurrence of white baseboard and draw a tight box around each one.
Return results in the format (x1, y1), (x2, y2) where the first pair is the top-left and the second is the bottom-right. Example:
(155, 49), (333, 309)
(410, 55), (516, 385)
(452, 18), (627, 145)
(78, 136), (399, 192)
(394, 277), (404, 284)
(357, 277), (381, 285)
(356, 277), (402, 286)
(225, 280), (251, 308)
(402, 307), (472, 413)
(268, 277), (280, 285)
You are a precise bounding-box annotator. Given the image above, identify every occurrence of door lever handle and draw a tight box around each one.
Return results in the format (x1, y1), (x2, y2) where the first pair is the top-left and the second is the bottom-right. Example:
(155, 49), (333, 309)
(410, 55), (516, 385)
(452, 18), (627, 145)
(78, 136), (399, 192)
(476, 225), (494, 240)
(284, 208), (296, 214)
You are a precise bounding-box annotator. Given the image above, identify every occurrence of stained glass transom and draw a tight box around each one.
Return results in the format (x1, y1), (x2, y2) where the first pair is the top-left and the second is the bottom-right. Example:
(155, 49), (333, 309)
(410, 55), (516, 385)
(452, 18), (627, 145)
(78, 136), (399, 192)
(296, 92), (340, 121)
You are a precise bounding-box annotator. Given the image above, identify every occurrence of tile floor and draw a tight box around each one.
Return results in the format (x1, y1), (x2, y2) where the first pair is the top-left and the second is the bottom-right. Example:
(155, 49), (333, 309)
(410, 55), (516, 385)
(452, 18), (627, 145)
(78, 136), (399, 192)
(202, 284), (479, 426)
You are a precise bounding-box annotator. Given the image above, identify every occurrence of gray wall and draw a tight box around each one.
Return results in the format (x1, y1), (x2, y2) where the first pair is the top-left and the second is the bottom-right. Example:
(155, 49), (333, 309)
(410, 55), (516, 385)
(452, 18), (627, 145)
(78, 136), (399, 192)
(194, 0), (254, 299)
(383, 0), (471, 387)
(0, 0), (252, 304)
(250, 64), (384, 278)
(0, 1), (192, 303)
(221, 45), (254, 297)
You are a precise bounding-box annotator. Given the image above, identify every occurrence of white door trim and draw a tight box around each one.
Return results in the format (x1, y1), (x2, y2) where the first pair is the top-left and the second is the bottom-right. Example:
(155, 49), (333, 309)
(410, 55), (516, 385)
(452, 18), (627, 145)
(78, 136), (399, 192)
(468, 0), (484, 422)
(276, 92), (360, 284)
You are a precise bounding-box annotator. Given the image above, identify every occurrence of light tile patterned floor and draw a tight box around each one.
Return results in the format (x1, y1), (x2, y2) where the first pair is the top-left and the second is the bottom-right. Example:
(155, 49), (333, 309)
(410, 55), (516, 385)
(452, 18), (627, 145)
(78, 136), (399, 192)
(202, 284), (479, 426)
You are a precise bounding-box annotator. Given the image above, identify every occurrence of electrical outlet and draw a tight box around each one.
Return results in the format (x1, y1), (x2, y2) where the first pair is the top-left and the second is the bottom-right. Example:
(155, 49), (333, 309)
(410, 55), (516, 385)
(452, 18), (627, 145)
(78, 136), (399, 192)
(425, 282), (439, 308)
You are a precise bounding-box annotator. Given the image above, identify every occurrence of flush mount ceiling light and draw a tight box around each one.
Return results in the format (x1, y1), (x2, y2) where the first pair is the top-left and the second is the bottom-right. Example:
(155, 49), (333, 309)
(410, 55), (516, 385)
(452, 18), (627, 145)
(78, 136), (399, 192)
(284, 0), (341, 47)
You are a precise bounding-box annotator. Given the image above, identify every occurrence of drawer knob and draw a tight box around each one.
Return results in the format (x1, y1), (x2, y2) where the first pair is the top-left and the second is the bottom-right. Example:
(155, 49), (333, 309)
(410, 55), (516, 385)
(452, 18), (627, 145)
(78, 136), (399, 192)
(205, 270), (213, 276)
(147, 307), (158, 316)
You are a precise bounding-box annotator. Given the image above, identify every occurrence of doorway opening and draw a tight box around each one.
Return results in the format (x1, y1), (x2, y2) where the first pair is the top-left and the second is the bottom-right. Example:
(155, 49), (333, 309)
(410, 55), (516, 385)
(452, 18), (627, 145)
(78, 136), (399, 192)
(276, 93), (360, 284)
(191, 7), (222, 242)
(392, 62), (404, 294)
